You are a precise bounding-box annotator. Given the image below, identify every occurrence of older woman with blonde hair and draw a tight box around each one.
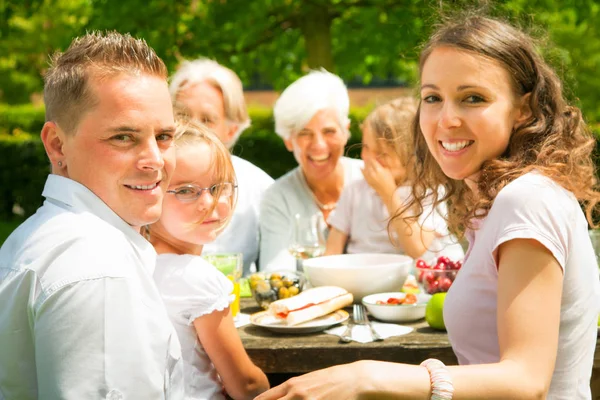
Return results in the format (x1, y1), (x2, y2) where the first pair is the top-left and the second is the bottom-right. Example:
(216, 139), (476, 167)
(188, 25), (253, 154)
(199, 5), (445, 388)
(170, 58), (273, 275)
(259, 70), (363, 272)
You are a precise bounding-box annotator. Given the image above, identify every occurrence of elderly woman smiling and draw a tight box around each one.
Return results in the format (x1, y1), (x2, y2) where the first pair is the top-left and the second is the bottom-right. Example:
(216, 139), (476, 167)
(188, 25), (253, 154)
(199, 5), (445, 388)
(259, 70), (363, 272)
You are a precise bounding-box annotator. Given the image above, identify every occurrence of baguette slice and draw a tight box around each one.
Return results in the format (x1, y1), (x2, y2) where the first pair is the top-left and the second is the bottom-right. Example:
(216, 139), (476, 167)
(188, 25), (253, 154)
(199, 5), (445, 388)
(268, 286), (354, 326)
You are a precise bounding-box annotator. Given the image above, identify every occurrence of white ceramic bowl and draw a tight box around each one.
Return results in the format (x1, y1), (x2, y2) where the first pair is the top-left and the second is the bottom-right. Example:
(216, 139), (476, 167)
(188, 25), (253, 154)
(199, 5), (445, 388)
(362, 292), (431, 322)
(302, 253), (413, 301)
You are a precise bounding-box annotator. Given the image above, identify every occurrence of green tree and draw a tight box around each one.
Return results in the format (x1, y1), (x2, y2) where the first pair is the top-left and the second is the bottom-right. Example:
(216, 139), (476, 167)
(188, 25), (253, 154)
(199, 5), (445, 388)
(87, 0), (432, 89)
(2, 0), (600, 123)
(0, 0), (92, 103)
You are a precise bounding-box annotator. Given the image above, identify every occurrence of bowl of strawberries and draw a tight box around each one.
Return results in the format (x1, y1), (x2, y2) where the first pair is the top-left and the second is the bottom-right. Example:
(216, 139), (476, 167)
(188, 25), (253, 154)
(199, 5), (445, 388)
(362, 292), (430, 322)
(415, 256), (462, 295)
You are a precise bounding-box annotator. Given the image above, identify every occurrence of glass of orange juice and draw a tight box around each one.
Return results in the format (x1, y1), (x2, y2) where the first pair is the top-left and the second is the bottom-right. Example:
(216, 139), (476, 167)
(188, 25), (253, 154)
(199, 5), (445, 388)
(202, 253), (243, 318)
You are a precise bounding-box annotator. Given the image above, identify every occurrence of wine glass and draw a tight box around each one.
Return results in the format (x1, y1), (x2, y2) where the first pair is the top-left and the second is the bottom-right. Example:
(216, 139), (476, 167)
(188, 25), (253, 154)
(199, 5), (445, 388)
(288, 213), (327, 271)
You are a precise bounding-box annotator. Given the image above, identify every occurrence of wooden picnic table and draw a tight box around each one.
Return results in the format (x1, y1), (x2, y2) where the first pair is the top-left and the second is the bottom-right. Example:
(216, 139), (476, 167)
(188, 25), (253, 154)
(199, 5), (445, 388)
(238, 298), (600, 398)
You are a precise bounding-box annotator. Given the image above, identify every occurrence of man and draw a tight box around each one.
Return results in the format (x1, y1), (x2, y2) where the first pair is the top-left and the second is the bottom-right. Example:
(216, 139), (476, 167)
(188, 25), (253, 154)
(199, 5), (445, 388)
(0, 32), (183, 399)
(169, 59), (273, 275)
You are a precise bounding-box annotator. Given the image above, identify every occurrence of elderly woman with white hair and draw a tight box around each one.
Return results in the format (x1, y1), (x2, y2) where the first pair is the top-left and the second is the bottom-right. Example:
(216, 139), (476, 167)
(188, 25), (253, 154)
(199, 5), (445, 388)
(170, 58), (274, 275)
(259, 70), (363, 272)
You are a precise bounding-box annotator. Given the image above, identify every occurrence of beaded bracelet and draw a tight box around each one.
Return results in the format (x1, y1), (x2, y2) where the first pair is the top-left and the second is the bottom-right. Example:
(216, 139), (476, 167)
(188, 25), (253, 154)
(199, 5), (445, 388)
(420, 358), (454, 400)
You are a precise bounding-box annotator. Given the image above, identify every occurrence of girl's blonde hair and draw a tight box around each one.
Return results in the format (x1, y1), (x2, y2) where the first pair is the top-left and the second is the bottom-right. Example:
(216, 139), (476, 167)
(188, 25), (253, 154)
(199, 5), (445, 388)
(363, 97), (417, 176)
(399, 15), (600, 238)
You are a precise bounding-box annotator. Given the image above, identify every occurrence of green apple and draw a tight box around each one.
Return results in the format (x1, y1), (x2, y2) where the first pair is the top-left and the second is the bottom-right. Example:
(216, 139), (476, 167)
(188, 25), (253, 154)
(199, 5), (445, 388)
(425, 292), (447, 330)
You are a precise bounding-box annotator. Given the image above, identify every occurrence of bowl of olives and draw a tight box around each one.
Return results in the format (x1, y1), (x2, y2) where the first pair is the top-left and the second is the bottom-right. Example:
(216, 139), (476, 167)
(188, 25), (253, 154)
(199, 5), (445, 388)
(249, 271), (305, 309)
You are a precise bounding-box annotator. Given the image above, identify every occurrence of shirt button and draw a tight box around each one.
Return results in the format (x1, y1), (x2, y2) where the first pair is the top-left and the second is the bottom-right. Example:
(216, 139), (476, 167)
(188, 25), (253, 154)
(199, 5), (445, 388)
(106, 389), (123, 400)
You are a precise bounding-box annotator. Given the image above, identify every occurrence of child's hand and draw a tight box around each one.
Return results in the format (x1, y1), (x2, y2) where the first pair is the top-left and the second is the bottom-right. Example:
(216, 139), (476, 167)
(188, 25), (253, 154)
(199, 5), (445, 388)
(362, 157), (397, 201)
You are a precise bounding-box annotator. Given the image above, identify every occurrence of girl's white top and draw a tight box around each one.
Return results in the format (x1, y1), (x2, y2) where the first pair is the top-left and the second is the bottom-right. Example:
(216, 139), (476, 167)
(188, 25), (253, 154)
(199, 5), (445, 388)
(444, 172), (600, 399)
(154, 254), (234, 400)
(328, 179), (464, 261)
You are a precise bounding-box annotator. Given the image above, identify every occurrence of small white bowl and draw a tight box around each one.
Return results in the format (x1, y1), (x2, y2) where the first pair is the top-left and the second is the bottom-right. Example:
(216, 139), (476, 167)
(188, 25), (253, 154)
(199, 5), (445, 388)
(362, 292), (430, 323)
(302, 253), (412, 301)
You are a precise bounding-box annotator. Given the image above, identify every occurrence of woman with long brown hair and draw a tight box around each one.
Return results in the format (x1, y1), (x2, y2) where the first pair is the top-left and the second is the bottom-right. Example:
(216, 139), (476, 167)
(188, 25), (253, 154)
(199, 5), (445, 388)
(256, 15), (600, 400)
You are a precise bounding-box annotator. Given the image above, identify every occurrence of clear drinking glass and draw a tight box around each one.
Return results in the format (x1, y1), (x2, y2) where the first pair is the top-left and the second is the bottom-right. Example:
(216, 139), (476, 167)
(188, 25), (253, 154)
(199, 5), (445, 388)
(202, 253), (243, 318)
(288, 213), (327, 268)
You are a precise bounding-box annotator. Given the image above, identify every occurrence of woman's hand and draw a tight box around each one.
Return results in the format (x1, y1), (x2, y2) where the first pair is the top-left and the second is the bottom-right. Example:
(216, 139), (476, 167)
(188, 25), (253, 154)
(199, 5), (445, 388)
(254, 362), (367, 400)
(254, 360), (432, 400)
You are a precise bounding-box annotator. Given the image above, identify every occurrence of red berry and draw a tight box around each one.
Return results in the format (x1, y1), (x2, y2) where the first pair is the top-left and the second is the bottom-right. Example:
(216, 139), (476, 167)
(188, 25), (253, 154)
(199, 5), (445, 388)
(437, 256), (450, 265)
(439, 277), (453, 291)
(434, 261), (446, 270)
(416, 259), (427, 269)
(424, 272), (436, 284)
(455, 260), (462, 269)
(418, 270), (425, 283)
(427, 279), (440, 294)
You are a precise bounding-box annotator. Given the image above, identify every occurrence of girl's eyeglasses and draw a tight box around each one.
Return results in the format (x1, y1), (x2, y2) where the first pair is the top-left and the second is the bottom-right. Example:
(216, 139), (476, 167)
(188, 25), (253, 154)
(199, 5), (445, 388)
(167, 182), (237, 202)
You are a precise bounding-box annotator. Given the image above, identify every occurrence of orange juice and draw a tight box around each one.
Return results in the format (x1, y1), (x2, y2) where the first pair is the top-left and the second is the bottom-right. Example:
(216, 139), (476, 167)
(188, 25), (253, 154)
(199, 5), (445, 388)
(227, 276), (241, 317)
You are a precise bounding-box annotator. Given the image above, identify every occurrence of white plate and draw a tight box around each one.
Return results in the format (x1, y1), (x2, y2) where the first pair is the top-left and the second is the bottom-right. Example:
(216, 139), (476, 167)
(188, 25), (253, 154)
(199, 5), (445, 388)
(250, 310), (349, 334)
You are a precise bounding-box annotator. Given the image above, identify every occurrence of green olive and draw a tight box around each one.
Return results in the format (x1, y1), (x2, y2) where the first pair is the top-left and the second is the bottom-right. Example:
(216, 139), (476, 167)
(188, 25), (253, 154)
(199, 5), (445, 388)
(288, 286), (299, 296)
(282, 277), (294, 287)
(278, 287), (290, 299)
(255, 281), (271, 294)
(270, 278), (283, 289)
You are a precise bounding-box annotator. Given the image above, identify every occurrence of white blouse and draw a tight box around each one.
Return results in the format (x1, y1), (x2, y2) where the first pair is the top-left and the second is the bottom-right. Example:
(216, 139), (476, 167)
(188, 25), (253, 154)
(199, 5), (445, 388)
(154, 254), (234, 400)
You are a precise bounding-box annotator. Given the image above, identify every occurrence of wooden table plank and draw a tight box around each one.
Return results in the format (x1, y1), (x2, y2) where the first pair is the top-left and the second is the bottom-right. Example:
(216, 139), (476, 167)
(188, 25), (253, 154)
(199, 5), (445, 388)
(239, 298), (600, 399)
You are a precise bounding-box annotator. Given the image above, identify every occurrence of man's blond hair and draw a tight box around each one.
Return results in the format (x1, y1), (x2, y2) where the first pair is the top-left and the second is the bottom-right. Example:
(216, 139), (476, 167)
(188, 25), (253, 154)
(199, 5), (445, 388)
(44, 31), (168, 134)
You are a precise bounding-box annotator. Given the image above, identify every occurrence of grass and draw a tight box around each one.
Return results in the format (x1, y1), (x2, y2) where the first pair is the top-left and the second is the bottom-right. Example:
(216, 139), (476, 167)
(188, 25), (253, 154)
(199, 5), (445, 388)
(0, 219), (23, 246)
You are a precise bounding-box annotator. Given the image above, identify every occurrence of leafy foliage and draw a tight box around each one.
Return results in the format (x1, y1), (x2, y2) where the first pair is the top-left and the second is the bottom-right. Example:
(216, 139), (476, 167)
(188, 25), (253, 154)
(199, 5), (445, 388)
(1, 0), (600, 122)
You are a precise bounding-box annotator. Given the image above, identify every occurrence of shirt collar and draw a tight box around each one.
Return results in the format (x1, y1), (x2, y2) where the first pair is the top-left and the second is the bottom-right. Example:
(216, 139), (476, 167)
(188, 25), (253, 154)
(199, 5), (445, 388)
(41, 174), (157, 271)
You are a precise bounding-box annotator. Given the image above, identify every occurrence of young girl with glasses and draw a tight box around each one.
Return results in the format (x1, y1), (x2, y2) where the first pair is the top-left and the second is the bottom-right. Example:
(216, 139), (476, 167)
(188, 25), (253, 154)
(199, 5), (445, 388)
(147, 118), (269, 399)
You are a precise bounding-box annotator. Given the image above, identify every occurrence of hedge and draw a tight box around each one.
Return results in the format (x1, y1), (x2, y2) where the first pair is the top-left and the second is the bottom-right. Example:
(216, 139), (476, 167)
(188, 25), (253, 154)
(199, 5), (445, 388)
(2, 103), (599, 222)
(0, 104), (367, 220)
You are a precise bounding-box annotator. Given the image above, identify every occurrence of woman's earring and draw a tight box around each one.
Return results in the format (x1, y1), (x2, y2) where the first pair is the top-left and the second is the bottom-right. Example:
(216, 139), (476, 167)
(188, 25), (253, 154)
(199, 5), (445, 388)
(58, 161), (63, 167)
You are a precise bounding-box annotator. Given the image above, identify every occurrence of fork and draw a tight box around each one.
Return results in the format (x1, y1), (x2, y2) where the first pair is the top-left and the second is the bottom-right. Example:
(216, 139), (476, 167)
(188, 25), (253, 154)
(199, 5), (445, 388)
(339, 319), (354, 343)
(354, 304), (383, 342)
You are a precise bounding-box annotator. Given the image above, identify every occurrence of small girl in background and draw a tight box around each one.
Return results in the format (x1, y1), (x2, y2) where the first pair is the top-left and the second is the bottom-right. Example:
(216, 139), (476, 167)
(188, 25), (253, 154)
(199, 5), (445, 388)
(326, 97), (464, 262)
(147, 119), (269, 400)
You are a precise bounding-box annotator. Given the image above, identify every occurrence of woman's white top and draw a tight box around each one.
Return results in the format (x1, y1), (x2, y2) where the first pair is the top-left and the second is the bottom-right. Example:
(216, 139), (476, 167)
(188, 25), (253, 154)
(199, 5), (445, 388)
(444, 172), (600, 399)
(204, 156), (273, 275)
(154, 254), (234, 400)
(328, 179), (464, 261)
(259, 157), (364, 272)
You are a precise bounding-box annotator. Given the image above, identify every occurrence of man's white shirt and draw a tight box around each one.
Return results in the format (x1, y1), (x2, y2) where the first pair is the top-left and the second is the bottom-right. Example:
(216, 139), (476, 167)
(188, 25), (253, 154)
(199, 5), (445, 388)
(0, 174), (183, 399)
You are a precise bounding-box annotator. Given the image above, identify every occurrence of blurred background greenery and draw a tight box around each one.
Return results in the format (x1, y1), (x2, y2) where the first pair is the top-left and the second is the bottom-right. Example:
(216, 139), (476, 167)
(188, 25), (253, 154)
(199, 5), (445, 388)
(1, 0), (600, 243)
